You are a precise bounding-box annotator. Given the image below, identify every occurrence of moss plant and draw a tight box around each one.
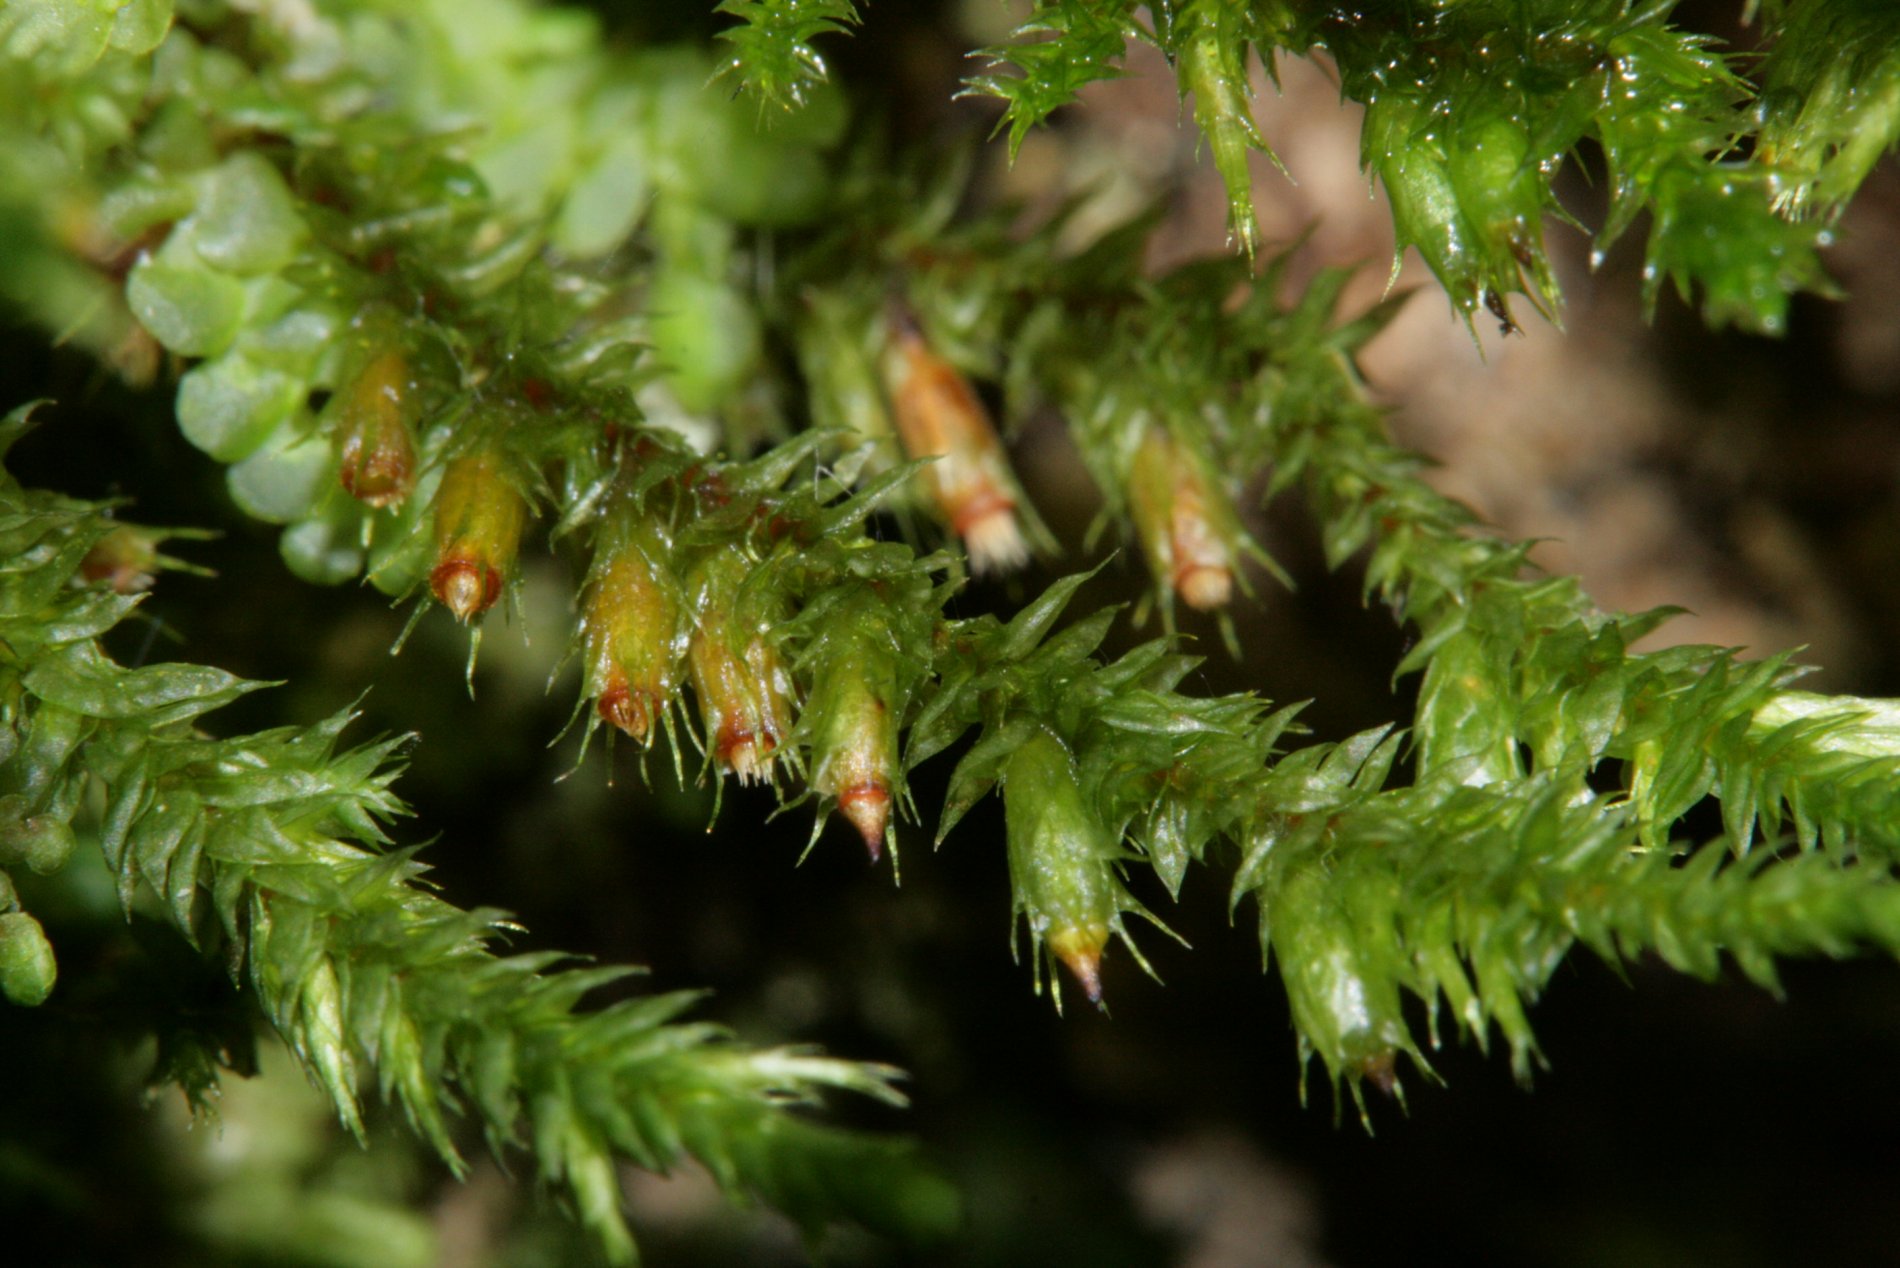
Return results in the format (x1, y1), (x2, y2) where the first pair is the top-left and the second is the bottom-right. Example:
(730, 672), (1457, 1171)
(4, 0), (1900, 1260)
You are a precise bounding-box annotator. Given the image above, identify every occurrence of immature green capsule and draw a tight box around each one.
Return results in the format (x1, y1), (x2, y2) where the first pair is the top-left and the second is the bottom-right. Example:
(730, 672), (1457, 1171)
(430, 451), (527, 622)
(1446, 113), (1560, 319)
(1261, 858), (1412, 1097)
(1126, 423), (1242, 613)
(805, 613), (902, 860)
(686, 546), (795, 784)
(0, 911), (56, 1007)
(1003, 728), (1129, 1003)
(334, 346), (418, 508)
(580, 506), (685, 743)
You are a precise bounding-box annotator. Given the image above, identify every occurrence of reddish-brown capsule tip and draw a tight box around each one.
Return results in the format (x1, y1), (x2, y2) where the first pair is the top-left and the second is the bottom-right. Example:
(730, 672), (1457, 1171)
(597, 681), (661, 742)
(80, 528), (159, 594)
(336, 348), (417, 508)
(1360, 1051), (1400, 1098)
(339, 434), (414, 507)
(430, 452), (527, 622)
(716, 723), (779, 785)
(339, 441), (414, 507)
(1049, 925), (1109, 1005)
(430, 558), (502, 622)
(838, 780), (892, 862)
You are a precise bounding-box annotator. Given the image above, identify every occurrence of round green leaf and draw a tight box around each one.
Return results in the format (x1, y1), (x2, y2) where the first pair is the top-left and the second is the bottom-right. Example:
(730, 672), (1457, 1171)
(0, 814), (76, 875)
(239, 305), (342, 376)
(109, 0), (174, 55)
(191, 152), (306, 275)
(0, 911), (56, 1007)
(177, 353), (304, 461)
(647, 268), (760, 414)
(126, 256), (246, 357)
(676, 117), (828, 227)
(3, 0), (112, 77)
(281, 508), (367, 586)
(553, 131), (650, 259)
(96, 177), (195, 243)
(228, 424), (333, 524)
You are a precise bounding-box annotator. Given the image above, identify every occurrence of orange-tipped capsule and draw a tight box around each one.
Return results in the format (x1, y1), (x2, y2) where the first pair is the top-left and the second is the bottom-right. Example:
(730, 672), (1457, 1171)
(884, 309), (1029, 575)
(1126, 423), (1241, 613)
(580, 506), (685, 743)
(686, 547), (795, 785)
(1047, 924), (1108, 1004)
(430, 450), (527, 622)
(805, 611), (902, 861)
(335, 347), (417, 508)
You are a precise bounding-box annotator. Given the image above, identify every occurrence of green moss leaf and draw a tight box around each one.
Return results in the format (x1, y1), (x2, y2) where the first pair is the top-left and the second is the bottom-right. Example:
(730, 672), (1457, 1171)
(227, 425), (334, 524)
(176, 353), (306, 462)
(190, 152), (307, 276)
(126, 256), (247, 357)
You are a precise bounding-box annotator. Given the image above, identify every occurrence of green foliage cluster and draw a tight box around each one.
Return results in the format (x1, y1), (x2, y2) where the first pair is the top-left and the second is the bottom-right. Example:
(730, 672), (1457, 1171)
(6, 0), (1900, 1259)
(0, 403), (956, 1259)
(954, 0), (1900, 332)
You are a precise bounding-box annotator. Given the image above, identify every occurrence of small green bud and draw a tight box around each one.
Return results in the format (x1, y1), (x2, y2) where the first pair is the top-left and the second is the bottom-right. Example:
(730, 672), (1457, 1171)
(0, 800), (77, 874)
(1260, 858), (1412, 1101)
(296, 957), (364, 1137)
(430, 449), (528, 622)
(1367, 96), (1481, 317)
(1003, 728), (1132, 1005)
(686, 545), (795, 785)
(0, 911), (57, 1007)
(1445, 112), (1561, 322)
(581, 502), (686, 743)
